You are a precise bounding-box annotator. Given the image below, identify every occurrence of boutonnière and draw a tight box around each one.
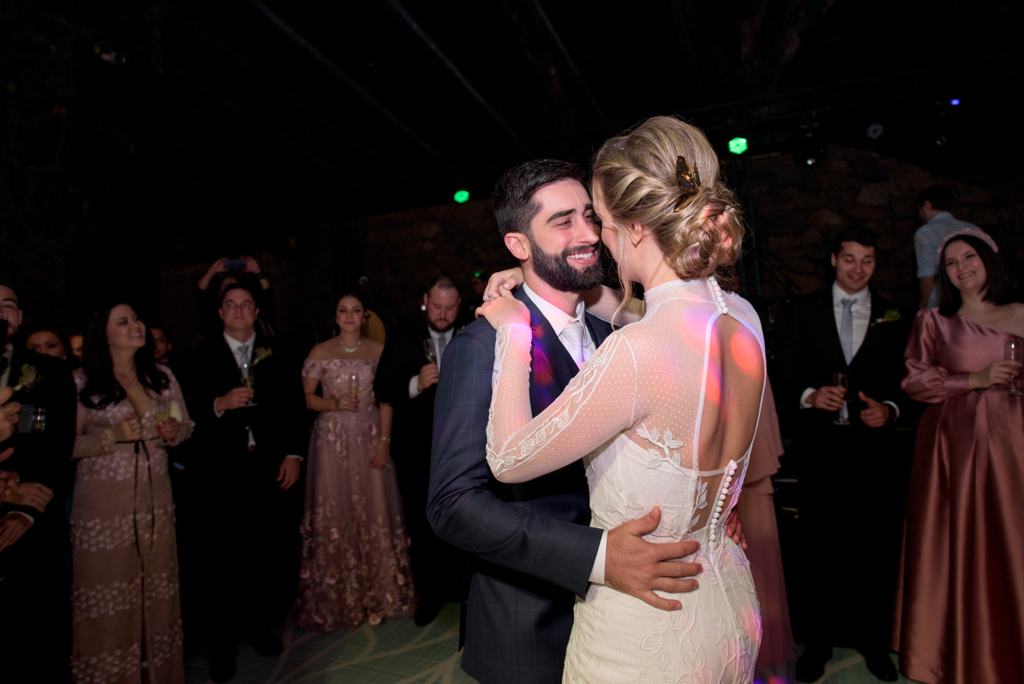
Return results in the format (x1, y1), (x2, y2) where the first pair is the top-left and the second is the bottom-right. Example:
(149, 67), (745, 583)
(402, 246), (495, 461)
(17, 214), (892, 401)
(870, 309), (901, 328)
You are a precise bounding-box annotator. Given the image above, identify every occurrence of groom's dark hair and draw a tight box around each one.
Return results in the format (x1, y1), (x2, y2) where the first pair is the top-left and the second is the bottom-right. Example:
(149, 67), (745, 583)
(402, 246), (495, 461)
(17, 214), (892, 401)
(493, 159), (586, 237)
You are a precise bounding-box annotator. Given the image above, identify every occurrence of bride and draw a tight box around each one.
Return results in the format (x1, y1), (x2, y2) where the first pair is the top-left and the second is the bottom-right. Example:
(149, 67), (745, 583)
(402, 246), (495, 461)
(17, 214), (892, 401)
(478, 116), (765, 683)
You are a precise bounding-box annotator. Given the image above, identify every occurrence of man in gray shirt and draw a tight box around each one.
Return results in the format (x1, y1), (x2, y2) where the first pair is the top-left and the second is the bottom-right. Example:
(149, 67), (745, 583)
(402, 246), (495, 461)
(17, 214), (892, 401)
(914, 185), (980, 308)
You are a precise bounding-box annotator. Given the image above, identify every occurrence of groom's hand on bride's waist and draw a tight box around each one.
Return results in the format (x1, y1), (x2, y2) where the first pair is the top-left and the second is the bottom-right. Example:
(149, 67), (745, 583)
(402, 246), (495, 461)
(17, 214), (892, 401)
(605, 506), (701, 612)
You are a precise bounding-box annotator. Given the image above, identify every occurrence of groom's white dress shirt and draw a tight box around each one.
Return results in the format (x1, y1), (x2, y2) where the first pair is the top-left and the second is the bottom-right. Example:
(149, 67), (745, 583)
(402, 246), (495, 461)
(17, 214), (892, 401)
(521, 283), (607, 586)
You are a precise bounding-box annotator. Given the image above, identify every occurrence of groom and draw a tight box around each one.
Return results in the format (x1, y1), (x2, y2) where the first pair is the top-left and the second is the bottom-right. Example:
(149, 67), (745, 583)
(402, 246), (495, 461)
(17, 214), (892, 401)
(428, 160), (701, 684)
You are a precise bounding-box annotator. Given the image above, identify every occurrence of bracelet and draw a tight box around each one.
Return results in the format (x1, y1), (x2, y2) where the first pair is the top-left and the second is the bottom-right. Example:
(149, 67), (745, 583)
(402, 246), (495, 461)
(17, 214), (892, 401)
(381, 437), (392, 443)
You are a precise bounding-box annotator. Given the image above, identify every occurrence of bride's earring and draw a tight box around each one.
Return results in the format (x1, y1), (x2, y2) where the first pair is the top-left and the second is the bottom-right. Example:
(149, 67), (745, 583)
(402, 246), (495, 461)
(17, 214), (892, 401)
(628, 229), (641, 248)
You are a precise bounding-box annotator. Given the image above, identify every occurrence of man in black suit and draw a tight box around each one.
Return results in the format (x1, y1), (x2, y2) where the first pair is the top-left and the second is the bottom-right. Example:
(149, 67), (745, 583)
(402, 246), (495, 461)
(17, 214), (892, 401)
(184, 282), (305, 683)
(779, 227), (907, 682)
(374, 275), (467, 626)
(0, 282), (77, 683)
(428, 160), (701, 684)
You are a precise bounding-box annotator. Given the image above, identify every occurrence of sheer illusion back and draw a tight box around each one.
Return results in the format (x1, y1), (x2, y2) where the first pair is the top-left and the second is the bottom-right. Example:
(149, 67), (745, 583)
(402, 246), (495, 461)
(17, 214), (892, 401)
(485, 277), (766, 683)
(486, 277), (765, 532)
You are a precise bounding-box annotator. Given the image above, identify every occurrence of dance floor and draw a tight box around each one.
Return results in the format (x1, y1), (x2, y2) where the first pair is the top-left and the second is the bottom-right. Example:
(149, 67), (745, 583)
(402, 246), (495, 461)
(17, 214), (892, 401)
(184, 602), (919, 684)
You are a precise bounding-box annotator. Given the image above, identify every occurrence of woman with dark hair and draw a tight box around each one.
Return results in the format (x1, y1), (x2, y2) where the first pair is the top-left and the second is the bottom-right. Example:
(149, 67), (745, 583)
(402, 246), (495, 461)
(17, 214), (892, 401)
(25, 327), (70, 360)
(893, 229), (1024, 684)
(296, 292), (415, 631)
(70, 302), (193, 684)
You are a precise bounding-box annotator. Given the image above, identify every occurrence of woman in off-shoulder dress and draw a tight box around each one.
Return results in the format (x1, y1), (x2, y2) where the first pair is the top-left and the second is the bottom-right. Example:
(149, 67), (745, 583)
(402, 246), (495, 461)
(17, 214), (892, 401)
(297, 292), (415, 632)
(893, 229), (1024, 684)
(480, 117), (765, 683)
(71, 302), (193, 684)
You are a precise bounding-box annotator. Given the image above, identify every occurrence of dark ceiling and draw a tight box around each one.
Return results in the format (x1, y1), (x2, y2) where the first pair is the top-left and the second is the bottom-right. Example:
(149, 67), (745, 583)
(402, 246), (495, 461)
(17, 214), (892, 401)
(2, 0), (1021, 265)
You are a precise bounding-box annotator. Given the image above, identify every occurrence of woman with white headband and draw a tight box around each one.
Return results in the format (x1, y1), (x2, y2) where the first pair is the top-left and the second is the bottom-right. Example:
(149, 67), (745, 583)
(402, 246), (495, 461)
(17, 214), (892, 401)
(892, 228), (1024, 684)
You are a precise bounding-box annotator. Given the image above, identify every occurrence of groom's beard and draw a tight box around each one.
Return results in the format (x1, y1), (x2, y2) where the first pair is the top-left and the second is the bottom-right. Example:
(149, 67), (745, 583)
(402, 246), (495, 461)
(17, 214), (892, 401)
(529, 237), (605, 293)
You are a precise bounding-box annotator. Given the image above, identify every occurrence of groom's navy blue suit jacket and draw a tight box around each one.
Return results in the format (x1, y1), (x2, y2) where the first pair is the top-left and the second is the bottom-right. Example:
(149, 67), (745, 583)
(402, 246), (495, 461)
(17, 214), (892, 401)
(428, 287), (612, 684)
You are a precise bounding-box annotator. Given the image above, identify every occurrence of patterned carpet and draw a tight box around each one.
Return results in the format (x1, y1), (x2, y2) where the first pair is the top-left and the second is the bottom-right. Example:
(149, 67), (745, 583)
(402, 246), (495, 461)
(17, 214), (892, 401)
(184, 602), (920, 684)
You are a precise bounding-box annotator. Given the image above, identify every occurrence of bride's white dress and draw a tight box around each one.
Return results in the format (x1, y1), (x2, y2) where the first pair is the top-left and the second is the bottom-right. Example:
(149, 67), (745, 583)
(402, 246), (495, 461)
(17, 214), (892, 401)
(486, 278), (764, 683)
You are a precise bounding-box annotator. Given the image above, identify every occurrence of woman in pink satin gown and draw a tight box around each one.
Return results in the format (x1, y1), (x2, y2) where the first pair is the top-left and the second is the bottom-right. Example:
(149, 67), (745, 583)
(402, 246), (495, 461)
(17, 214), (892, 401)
(297, 293), (416, 632)
(735, 378), (796, 680)
(893, 230), (1024, 684)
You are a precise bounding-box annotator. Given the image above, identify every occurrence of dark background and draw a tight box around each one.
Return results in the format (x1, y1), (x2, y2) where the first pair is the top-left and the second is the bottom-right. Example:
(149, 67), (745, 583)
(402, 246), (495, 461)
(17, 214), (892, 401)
(1, 0), (1021, 336)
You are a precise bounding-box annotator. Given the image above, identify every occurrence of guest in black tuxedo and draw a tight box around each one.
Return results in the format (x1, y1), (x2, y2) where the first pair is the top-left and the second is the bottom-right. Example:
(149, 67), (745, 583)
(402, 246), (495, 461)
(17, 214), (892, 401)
(0, 283), (77, 683)
(196, 257), (277, 340)
(183, 282), (305, 683)
(779, 227), (907, 682)
(428, 160), (701, 684)
(374, 275), (467, 626)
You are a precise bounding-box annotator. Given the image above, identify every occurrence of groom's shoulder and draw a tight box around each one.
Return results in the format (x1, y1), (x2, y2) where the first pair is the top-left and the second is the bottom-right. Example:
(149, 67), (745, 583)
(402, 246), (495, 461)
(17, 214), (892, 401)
(454, 317), (498, 346)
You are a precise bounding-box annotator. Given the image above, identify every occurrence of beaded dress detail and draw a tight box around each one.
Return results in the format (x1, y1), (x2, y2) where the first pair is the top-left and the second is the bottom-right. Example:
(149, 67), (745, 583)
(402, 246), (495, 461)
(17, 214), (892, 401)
(486, 278), (764, 683)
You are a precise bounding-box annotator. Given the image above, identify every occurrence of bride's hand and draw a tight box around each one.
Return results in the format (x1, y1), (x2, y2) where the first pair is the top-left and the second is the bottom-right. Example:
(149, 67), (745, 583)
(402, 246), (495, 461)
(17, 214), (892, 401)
(482, 268), (524, 303)
(478, 287), (529, 330)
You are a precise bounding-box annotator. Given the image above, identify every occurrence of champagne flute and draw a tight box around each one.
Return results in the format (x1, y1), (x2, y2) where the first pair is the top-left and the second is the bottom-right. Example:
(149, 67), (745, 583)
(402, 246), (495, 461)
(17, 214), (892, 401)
(832, 372), (849, 425)
(423, 339), (437, 365)
(1006, 336), (1023, 396)
(348, 372), (359, 410)
(241, 362), (257, 407)
(155, 398), (170, 444)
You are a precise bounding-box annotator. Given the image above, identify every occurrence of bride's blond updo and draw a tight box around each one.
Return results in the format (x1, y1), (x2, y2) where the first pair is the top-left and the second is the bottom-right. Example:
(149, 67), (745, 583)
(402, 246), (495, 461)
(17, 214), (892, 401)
(592, 116), (745, 286)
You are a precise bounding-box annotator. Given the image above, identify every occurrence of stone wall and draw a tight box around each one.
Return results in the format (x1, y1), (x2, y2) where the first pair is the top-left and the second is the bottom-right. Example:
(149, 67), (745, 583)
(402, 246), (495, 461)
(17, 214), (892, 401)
(352, 197), (511, 324)
(153, 145), (1022, 348)
(749, 145), (1022, 312)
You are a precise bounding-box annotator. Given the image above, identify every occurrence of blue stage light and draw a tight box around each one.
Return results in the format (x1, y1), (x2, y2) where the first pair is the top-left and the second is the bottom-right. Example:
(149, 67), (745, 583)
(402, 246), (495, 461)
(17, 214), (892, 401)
(950, 99), (961, 106)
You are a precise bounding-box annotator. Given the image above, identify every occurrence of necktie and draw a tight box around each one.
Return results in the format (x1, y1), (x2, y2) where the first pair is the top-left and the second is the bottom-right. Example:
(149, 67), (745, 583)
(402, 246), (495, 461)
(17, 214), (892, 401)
(562, 320), (587, 369)
(435, 333), (449, 366)
(840, 298), (854, 364)
(238, 344), (251, 376)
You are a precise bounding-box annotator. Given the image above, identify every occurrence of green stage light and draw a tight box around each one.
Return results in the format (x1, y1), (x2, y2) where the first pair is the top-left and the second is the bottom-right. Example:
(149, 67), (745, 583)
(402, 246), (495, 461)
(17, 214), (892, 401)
(473, 271), (483, 278)
(728, 137), (748, 155)
(453, 190), (470, 204)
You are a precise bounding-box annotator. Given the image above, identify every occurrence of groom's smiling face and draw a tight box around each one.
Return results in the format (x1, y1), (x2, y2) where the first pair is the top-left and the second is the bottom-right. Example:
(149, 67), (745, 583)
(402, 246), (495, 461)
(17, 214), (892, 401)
(524, 179), (605, 293)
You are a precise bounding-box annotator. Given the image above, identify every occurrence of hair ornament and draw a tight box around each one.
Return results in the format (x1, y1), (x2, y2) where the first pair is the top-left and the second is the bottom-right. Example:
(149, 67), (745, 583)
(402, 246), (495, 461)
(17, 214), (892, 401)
(673, 155), (703, 212)
(938, 228), (998, 257)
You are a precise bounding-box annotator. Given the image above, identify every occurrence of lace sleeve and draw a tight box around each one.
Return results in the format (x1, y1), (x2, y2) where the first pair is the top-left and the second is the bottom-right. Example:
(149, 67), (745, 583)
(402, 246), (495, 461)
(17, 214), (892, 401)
(72, 404), (116, 460)
(486, 323), (639, 483)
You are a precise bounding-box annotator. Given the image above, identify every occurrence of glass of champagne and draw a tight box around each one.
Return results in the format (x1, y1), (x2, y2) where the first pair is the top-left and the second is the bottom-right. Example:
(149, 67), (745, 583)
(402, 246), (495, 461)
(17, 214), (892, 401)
(832, 372), (849, 425)
(241, 362), (257, 407)
(348, 372), (359, 410)
(155, 398), (170, 443)
(1005, 335), (1023, 396)
(423, 339), (437, 365)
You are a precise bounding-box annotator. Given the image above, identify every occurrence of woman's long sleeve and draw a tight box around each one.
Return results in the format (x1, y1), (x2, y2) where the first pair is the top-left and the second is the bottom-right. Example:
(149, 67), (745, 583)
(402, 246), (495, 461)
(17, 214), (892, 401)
(165, 373), (195, 447)
(901, 311), (973, 404)
(73, 402), (116, 460)
(486, 324), (639, 483)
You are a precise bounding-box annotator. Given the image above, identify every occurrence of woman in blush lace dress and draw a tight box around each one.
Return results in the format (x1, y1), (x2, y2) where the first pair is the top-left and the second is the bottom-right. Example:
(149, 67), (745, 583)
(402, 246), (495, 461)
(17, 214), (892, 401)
(892, 230), (1024, 684)
(480, 116), (764, 683)
(297, 293), (416, 631)
(71, 302), (193, 684)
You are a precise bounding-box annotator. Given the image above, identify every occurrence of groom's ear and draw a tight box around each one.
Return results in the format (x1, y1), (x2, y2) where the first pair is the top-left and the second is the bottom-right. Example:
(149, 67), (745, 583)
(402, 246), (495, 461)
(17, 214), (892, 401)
(504, 232), (530, 262)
